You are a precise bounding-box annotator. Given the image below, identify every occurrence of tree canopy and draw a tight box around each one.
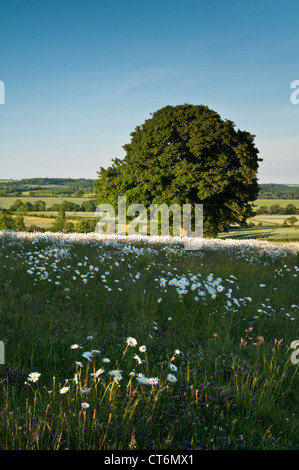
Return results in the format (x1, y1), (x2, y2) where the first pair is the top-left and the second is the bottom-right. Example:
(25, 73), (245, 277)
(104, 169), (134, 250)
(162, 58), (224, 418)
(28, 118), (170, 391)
(95, 104), (262, 236)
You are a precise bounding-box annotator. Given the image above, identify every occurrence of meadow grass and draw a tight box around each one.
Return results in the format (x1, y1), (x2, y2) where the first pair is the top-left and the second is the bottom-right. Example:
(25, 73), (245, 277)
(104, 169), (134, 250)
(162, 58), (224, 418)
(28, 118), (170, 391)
(0, 232), (298, 450)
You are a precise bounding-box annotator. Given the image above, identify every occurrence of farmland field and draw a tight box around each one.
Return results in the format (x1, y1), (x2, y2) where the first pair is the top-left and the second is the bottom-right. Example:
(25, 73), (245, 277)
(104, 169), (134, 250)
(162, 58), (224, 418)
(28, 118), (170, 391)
(249, 215), (297, 225)
(33, 211), (96, 219)
(219, 225), (299, 241)
(1, 196), (299, 239)
(0, 231), (298, 450)
(18, 215), (86, 229)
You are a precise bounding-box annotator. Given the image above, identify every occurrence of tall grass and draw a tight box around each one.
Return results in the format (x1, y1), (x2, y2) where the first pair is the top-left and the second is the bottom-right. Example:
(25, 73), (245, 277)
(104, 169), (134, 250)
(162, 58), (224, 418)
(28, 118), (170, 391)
(0, 232), (298, 450)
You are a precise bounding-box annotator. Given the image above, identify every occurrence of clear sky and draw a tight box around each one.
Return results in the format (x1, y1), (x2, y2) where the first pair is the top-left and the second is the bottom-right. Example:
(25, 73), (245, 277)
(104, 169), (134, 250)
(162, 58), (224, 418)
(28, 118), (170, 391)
(0, 0), (298, 183)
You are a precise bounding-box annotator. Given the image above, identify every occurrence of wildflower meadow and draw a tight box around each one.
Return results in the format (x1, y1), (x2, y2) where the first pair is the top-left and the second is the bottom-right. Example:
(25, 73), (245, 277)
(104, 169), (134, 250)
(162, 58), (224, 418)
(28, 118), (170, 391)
(0, 230), (298, 450)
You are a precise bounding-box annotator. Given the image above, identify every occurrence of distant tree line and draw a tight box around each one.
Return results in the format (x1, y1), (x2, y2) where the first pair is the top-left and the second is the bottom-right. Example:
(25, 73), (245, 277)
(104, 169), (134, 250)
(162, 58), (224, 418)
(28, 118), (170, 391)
(1, 179), (298, 200)
(7, 199), (97, 213)
(0, 178), (96, 197)
(48, 215), (97, 233)
(258, 184), (299, 199)
(0, 211), (97, 233)
(256, 203), (298, 215)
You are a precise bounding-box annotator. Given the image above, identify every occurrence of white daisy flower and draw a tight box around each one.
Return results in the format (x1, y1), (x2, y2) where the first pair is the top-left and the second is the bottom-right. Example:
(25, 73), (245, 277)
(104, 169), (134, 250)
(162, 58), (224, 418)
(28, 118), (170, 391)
(108, 370), (123, 376)
(81, 402), (90, 409)
(126, 337), (137, 347)
(167, 374), (177, 383)
(90, 368), (105, 378)
(27, 372), (41, 383)
(113, 373), (123, 382)
(148, 377), (159, 385)
(134, 354), (142, 365)
(138, 376), (151, 385)
(82, 351), (93, 361)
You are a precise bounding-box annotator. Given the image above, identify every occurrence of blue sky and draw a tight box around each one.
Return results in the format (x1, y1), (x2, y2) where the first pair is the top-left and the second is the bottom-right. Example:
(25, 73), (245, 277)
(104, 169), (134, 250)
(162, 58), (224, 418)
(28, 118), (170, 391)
(0, 0), (298, 183)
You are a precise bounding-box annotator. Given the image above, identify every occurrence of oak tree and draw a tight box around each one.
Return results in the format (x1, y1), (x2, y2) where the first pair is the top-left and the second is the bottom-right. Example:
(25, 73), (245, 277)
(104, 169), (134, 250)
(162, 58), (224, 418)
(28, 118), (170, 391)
(95, 104), (261, 236)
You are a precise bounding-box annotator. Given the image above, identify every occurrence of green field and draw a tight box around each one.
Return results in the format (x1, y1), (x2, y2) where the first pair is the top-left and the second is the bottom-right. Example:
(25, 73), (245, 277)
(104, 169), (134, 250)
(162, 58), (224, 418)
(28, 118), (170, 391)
(17, 213), (96, 229)
(0, 232), (298, 450)
(249, 215), (296, 225)
(37, 211), (96, 219)
(219, 225), (299, 241)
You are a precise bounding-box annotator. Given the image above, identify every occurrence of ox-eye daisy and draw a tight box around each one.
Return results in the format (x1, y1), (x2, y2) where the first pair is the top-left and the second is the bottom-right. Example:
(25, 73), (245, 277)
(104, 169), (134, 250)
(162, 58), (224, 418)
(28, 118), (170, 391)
(82, 351), (93, 361)
(148, 377), (159, 385)
(126, 337), (137, 347)
(167, 374), (177, 383)
(134, 354), (142, 365)
(108, 370), (123, 376)
(27, 372), (41, 383)
(90, 368), (105, 378)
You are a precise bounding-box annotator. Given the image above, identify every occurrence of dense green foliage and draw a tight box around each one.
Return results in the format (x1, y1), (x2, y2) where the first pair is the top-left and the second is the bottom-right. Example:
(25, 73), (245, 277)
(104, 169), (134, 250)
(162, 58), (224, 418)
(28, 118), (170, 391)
(0, 212), (15, 230)
(95, 104), (261, 236)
